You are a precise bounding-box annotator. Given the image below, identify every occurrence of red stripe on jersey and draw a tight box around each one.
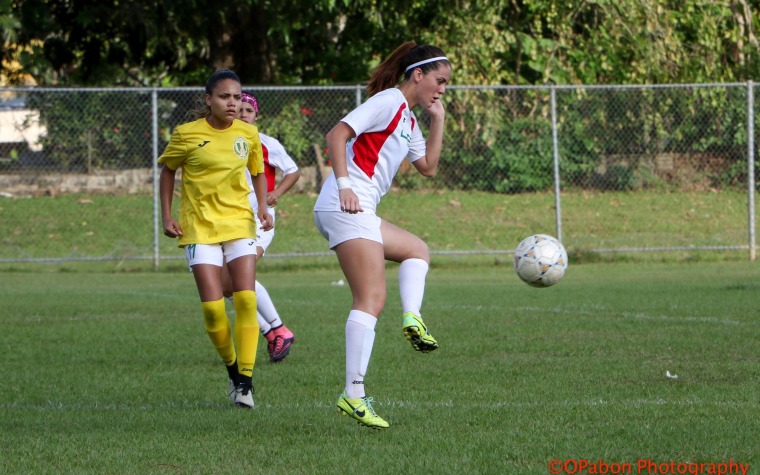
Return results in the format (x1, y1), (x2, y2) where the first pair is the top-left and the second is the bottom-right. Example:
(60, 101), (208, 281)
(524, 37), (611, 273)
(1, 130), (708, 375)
(411, 117), (416, 131)
(351, 103), (406, 179)
(262, 143), (276, 192)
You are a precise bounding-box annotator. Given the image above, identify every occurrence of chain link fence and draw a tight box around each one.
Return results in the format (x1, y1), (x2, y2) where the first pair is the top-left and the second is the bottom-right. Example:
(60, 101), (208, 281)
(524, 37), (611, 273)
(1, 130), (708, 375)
(0, 84), (757, 265)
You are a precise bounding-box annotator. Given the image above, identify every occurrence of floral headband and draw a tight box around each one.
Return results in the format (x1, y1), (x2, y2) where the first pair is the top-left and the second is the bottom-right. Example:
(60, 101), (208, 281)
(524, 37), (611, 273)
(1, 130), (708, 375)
(241, 93), (259, 113)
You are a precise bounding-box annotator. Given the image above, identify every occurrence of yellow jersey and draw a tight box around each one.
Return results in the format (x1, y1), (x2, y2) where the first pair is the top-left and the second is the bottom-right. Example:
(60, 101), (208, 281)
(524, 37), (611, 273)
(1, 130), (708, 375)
(158, 118), (265, 246)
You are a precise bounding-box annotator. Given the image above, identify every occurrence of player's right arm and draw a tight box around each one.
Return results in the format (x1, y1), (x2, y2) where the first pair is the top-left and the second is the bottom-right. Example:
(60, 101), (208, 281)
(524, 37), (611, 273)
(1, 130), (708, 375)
(325, 121), (361, 213)
(157, 127), (187, 238)
(159, 165), (182, 238)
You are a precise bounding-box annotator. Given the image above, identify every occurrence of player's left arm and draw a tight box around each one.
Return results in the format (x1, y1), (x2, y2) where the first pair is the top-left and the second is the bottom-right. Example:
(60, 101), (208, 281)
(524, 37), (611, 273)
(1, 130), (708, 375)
(252, 173), (273, 231)
(411, 99), (445, 177)
(268, 169), (301, 207)
(266, 142), (301, 207)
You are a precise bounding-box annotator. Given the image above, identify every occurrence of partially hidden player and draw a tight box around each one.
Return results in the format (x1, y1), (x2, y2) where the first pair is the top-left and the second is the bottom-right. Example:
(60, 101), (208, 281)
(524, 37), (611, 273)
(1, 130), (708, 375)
(221, 92), (300, 362)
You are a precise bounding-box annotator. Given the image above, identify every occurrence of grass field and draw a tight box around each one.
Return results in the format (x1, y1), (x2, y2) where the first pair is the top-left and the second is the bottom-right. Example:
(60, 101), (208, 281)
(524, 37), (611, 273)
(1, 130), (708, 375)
(1, 260), (758, 474)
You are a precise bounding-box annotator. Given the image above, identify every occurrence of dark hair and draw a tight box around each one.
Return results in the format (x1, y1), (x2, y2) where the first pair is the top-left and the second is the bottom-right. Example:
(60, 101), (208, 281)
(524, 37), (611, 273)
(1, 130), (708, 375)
(367, 42), (449, 97)
(204, 69), (241, 95)
(189, 69), (242, 119)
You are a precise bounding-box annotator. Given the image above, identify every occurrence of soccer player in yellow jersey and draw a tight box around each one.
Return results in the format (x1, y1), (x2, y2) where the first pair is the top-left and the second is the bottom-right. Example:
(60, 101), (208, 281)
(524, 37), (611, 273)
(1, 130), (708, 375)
(158, 69), (273, 408)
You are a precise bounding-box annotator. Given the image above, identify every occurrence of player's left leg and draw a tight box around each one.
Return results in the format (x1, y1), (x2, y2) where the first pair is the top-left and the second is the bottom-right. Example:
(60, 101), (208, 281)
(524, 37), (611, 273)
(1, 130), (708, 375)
(253, 236), (296, 362)
(225, 241), (259, 408)
(256, 280), (294, 362)
(380, 219), (438, 353)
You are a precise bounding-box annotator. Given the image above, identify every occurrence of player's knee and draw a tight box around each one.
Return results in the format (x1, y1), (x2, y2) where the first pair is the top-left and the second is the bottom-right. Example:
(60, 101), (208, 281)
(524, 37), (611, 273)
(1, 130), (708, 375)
(409, 239), (429, 262)
(201, 299), (227, 330)
(354, 289), (386, 316)
(232, 290), (256, 313)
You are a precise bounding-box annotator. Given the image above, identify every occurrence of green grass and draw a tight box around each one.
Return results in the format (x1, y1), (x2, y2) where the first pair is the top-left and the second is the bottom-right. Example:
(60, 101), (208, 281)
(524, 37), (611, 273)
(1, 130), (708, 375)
(1, 188), (757, 267)
(1, 261), (759, 474)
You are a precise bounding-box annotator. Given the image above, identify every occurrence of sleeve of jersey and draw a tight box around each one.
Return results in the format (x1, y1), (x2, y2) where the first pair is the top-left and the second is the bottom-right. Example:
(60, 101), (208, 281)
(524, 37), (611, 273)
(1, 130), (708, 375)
(267, 139), (299, 175)
(406, 111), (426, 163)
(247, 128), (265, 176)
(157, 128), (187, 170)
(341, 92), (395, 136)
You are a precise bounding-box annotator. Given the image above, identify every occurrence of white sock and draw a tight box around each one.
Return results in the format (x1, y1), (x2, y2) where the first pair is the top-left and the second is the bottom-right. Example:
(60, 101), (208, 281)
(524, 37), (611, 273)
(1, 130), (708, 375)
(257, 312), (271, 335)
(345, 309), (377, 398)
(398, 258), (429, 316)
(256, 280), (283, 330)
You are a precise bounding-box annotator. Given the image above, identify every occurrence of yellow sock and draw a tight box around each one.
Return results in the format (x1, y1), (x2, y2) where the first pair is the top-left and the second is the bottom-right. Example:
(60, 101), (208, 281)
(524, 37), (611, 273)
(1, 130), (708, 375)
(201, 298), (236, 367)
(233, 290), (259, 379)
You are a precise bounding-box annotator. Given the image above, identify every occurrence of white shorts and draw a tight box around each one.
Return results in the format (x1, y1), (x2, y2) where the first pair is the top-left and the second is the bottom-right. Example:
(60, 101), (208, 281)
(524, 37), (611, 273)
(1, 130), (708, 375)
(253, 216), (274, 255)
(255, 227), (274, 255)
(184, 238), (258, 268)
(314, 211), (382, 249)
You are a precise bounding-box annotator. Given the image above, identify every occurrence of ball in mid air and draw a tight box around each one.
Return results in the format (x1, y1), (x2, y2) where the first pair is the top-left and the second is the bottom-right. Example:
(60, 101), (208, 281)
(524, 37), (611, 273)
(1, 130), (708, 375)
(513, 234), (568, 287)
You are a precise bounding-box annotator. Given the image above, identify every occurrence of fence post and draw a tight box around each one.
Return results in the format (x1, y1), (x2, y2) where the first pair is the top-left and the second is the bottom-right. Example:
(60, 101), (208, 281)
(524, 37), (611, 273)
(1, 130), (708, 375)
(551, 86), (563, 243)
(748, 81), (756, 261)
(152, 88), (160, 270)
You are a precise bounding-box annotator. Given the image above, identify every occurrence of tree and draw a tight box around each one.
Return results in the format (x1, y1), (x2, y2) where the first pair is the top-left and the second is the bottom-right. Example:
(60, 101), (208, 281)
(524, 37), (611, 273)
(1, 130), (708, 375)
(2, 0), (760, 86)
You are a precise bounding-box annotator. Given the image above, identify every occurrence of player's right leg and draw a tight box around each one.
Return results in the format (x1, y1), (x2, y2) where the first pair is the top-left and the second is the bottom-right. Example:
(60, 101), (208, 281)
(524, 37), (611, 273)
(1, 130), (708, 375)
(187, 244), (240, 404)
(334, 238), (389, 428)
(315, 211), (390, 428)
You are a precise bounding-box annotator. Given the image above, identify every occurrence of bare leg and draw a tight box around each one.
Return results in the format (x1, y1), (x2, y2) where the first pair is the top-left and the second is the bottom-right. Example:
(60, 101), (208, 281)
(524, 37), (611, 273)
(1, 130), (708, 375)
(334, 238), (385, 399)
(380, 219), (438, 352)
(334, 238), (387, 316)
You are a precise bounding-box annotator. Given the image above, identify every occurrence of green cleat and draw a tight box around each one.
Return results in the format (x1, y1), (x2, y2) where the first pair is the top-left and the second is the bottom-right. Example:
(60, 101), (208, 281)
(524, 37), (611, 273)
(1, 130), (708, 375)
(336, 392), (389, 429)
(402, 312), (439, 352)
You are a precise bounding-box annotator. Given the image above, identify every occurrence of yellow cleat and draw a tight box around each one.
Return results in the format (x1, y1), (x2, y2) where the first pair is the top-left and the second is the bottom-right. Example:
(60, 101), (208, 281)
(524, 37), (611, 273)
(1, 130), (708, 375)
(402, 312), (439, 352)
(336, 392), (389, 429)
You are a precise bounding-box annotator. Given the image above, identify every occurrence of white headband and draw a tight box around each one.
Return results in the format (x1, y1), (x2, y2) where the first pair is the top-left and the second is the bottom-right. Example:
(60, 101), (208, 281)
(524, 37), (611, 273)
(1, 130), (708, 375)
(404, 56), (449, 73)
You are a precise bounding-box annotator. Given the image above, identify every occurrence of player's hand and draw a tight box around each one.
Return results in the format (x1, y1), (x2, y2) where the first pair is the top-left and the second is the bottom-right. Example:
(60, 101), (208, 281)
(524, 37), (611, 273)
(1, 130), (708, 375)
(266, 191), (280, 207)
(162, 217), (183, 238)
(258, 210), (274, 231)
(339, 188), (363, 214)
(426, 98), (445, 120)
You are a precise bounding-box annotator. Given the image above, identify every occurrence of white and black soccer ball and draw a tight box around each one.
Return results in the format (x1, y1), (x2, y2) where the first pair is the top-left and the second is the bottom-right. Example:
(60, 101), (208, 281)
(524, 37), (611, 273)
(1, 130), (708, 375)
(513, 234), (568, 287)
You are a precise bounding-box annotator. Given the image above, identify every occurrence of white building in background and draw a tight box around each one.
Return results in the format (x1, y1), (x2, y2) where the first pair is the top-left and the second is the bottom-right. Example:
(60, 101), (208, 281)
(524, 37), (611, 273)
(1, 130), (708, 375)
(0, 98), (45, 157)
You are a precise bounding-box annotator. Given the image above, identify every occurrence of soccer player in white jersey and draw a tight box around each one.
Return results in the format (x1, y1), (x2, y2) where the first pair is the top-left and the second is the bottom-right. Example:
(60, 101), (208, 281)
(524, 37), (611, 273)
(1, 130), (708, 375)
(314, 41), (451, 429)
(221, 93), (301, 362)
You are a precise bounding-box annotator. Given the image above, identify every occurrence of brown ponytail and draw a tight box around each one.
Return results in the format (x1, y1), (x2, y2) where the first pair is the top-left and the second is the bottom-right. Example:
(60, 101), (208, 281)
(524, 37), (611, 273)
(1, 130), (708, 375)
(367, 42), (449, 97)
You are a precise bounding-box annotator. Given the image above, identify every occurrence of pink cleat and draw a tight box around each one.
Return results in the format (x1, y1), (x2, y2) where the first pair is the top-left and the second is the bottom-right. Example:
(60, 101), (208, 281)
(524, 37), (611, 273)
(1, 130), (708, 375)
(270, 325), (294, 362)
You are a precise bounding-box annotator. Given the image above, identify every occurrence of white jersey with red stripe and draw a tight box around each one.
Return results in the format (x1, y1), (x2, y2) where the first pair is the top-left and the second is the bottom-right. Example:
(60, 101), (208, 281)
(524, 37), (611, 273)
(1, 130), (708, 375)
(245, 132), (299, 219)
(314, 88), (426, 214)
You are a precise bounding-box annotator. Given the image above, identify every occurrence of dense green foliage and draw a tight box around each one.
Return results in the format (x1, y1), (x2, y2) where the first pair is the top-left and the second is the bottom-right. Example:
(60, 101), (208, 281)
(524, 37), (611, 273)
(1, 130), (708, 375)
(2, 1), (760, 86)
(2, 2), (759, 192)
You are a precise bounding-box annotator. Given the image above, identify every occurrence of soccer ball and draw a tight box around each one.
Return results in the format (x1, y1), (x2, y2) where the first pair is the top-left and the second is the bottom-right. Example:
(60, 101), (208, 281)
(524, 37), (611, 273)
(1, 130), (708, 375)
(513, 234), (568, 287)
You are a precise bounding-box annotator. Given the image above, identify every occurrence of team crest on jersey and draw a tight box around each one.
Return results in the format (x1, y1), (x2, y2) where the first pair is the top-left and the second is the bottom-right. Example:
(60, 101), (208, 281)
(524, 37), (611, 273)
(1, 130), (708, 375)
(233, 137), (249, 159)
